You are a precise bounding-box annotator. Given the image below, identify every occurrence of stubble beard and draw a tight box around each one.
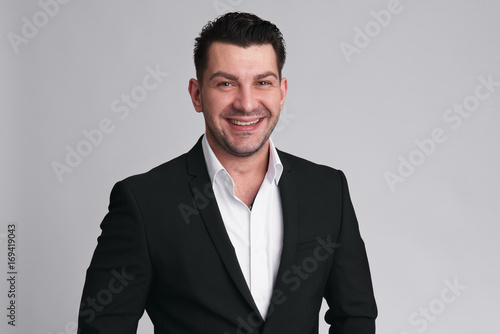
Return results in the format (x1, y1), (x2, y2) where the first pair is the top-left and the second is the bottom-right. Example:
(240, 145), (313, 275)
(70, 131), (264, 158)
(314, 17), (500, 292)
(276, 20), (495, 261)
(204, 105), (279, 158)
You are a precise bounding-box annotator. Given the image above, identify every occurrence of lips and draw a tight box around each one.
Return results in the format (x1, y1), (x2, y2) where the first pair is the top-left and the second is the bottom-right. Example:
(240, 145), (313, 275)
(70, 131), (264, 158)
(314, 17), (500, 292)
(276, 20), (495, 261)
(228, 119), (261, 126)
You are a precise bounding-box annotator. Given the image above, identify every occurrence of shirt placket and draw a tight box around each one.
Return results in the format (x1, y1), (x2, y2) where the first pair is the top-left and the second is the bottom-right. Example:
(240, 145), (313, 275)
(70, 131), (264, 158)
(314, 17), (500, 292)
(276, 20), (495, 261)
(249, 180), (271, 318)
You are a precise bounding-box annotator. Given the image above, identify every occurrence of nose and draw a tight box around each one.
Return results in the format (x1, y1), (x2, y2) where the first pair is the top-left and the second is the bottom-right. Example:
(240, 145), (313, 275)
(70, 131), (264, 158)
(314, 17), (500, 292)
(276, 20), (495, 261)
(233, 86), (259, 113)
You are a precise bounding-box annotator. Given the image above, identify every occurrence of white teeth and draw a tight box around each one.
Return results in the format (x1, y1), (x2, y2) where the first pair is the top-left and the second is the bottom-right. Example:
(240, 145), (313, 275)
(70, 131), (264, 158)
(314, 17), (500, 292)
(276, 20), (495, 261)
(229, 119), (260, 126)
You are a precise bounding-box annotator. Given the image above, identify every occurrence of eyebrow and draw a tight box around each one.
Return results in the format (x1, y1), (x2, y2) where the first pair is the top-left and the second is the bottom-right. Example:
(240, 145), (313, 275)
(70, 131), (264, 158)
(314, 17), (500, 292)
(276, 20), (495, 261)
(255, 71), (278, 81)
(209, 71), (278, 82)
(209, 71), (238, 82)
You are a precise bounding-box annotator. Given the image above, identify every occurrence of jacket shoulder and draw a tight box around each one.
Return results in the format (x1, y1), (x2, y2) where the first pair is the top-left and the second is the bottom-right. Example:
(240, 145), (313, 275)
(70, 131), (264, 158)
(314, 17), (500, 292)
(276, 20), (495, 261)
(119, 152), (191, 190)
(277, 149), (342, 178)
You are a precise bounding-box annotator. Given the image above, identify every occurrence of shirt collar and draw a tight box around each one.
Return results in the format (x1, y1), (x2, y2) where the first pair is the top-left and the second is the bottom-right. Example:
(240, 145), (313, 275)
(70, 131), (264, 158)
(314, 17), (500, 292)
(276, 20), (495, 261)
(202, 134), (283, 186)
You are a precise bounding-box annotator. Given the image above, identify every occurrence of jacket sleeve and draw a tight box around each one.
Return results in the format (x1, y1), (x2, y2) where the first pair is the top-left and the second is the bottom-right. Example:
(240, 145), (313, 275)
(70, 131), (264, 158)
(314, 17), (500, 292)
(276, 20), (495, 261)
(78, 181), (153, 334)
(323, 170), (377, 333)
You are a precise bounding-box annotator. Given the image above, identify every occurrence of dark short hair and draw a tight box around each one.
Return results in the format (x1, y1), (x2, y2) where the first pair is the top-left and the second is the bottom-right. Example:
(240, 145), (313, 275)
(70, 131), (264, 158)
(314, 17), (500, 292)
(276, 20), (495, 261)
(194, 12), (286, 83)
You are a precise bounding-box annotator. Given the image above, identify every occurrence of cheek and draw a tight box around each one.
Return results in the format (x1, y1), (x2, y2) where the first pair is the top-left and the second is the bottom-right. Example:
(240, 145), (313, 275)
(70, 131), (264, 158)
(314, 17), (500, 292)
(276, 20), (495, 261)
(205, 92), (233, 111)
(265, 98), (282, 115)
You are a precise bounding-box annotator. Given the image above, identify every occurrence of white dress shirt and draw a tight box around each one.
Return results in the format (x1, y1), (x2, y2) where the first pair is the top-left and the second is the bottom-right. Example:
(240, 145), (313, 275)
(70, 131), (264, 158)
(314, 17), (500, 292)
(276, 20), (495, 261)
(201, 134), (284, 319)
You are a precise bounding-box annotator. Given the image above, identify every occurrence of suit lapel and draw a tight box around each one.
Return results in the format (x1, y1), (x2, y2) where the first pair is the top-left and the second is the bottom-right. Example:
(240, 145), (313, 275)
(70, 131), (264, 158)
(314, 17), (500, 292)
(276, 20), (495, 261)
(260, 151), (299, 333)
(186, 137), (261, 318)
(273, 150), (299, 292)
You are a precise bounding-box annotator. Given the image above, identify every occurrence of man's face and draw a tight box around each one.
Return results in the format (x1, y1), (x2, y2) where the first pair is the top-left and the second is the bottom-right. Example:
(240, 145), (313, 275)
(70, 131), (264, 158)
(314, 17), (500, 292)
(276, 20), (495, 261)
(189, 42), (287, 158)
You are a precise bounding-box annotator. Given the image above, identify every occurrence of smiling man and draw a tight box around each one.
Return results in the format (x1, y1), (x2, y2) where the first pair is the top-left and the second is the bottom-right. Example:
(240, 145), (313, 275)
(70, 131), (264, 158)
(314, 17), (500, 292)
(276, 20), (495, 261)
(79, 12), (377, 334)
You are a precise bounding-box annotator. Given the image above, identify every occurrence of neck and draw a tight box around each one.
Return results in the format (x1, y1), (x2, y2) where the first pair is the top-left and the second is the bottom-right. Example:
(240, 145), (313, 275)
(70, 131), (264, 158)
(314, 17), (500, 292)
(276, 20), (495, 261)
(206, 135), (271, 207)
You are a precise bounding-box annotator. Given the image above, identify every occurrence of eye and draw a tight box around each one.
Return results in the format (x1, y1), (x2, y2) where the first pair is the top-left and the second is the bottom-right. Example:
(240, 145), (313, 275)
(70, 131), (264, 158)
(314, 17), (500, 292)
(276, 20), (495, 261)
(258, 81), (271, 86)
(217, 82), (232, 87)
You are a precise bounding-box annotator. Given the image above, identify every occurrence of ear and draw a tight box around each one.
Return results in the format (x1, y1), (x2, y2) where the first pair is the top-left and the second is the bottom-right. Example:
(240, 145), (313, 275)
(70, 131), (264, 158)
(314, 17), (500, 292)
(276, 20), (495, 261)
(279, 77), (288, 111)
(188, 78), (203, 113)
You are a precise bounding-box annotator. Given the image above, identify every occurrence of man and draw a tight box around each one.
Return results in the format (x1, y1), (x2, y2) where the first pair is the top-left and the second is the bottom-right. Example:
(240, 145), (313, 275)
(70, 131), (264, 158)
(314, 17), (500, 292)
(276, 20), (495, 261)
(78, 12), (377, 334)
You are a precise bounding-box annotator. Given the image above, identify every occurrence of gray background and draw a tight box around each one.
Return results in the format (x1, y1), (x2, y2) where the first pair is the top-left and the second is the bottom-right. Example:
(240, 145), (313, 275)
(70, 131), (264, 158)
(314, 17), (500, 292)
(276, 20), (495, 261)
(1, 0), (499, 333)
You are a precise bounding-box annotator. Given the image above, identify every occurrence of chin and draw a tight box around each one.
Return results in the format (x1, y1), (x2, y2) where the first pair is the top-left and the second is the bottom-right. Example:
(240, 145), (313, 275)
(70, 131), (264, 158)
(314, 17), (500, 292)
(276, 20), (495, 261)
(225, 140), (267, 157)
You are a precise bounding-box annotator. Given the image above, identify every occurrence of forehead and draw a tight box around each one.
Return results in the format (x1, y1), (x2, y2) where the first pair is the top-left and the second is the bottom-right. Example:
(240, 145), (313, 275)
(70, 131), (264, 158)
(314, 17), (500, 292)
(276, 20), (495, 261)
(205, 42), (278, 74)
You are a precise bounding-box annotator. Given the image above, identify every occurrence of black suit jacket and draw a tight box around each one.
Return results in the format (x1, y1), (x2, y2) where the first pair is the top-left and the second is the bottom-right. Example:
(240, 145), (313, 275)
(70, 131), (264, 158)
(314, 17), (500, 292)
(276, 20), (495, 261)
(78, 137), (377, 333)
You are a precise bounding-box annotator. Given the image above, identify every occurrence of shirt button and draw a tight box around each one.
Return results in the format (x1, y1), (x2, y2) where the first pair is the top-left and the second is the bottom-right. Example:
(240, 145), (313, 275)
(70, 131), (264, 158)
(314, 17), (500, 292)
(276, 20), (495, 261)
(257, 296), (265, 302)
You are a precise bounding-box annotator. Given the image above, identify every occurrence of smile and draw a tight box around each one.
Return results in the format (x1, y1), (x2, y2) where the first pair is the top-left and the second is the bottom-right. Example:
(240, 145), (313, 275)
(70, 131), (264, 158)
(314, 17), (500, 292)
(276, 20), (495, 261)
(228, 119), (261, 126)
